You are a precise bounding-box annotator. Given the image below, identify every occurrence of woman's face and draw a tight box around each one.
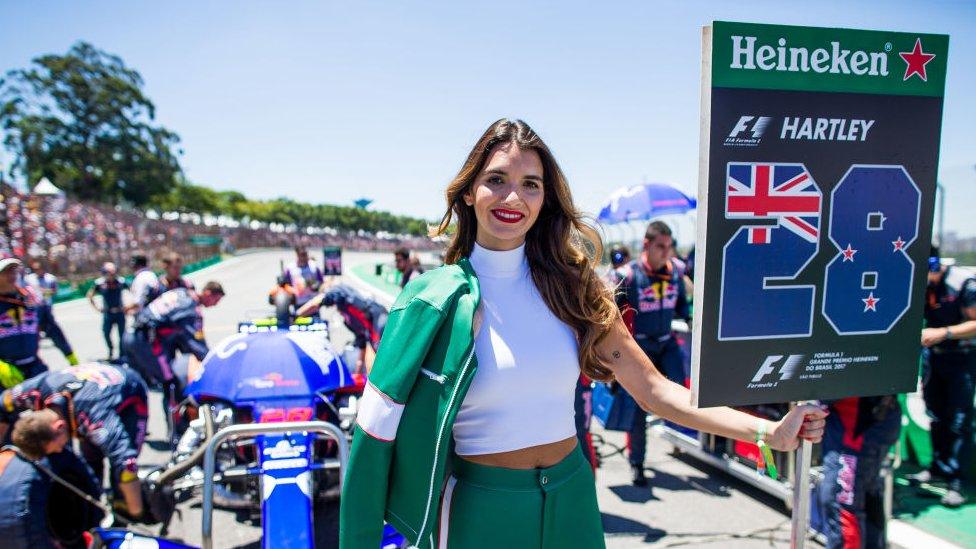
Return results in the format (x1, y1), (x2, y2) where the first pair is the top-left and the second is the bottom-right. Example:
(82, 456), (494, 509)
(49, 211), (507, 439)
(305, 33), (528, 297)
(464, 143), (544, 251)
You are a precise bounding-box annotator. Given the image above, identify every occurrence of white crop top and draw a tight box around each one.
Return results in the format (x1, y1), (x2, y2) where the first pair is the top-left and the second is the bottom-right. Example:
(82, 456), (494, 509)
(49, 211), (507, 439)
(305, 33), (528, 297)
(452, 243), (580, 456)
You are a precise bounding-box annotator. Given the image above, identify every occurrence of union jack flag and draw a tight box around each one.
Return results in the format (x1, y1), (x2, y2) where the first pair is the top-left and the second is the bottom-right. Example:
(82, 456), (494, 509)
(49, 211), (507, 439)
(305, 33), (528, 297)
(725, 163), (822, 244)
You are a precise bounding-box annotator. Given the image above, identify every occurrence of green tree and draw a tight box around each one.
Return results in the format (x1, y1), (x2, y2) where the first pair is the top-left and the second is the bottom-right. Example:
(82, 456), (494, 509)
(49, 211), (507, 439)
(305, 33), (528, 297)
(0, 41), (181, 204)
(0, 44), (434, 237)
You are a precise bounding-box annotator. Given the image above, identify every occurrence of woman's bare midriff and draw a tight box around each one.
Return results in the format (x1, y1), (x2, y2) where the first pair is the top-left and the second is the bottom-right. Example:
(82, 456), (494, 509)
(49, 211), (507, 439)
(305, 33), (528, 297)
(459, 436), (578, 469)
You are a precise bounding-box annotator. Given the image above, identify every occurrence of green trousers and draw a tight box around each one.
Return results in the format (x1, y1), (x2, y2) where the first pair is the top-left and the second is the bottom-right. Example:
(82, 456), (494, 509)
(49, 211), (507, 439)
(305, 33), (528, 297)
(437, 446), (606, 549)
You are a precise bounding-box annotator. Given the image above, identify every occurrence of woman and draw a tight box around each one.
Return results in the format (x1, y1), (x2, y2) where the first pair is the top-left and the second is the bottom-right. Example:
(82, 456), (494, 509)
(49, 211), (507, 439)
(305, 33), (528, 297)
(339, 119), (826, 549)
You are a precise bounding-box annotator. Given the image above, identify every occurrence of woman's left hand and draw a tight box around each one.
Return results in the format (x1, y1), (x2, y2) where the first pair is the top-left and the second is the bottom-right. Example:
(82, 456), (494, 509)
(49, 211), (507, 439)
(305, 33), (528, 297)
(768, 404), (828, 452)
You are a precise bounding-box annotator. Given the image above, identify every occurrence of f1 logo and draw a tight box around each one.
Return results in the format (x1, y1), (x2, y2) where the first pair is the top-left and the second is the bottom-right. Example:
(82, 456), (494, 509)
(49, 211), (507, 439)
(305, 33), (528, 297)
(750, 354), (804, 383)
(729, 115), (772, 139)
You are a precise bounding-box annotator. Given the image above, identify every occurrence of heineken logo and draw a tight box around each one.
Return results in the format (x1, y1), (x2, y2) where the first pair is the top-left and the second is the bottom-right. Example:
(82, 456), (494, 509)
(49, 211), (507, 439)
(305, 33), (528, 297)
(730, 35), (890, 76)
(712, 23), (946, 97)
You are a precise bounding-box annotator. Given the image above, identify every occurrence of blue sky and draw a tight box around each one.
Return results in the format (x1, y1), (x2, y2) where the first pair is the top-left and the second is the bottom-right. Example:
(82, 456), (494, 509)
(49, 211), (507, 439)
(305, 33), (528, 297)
(3, 1), (975, 236)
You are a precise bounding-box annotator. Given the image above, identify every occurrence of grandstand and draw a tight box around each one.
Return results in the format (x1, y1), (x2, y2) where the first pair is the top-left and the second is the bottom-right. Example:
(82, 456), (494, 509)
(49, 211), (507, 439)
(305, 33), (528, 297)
(0, 182), (438, 283)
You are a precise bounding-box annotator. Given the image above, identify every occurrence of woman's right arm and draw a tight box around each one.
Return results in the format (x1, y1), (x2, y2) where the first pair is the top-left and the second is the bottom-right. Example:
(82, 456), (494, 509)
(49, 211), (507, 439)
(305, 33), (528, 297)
(597, 315), (826, 452)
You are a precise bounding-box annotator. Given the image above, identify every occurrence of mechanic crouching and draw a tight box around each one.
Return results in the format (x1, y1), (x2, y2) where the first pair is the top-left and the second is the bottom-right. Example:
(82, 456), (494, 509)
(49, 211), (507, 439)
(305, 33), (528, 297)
(295, 281), (387, 374)
(0, 363), (155, 525)
(0, 409), (103, 548)
(125, 281), (225, 387)
(123, 282), (224, 444)
(818, 395), (901, 549)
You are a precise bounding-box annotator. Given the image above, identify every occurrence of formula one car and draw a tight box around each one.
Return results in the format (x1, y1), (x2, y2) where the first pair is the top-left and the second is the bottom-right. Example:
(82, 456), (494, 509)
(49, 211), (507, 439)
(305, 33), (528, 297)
(91, 316), (404, 548)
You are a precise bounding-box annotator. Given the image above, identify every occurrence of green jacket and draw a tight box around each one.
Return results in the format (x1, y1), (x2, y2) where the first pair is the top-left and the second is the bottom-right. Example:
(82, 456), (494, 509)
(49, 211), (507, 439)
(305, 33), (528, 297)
(339, 258), (481, 549)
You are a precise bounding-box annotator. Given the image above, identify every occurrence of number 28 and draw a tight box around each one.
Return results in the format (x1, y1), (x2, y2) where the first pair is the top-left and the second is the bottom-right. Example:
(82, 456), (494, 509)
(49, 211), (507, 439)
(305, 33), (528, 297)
(718, 163), (921, 340)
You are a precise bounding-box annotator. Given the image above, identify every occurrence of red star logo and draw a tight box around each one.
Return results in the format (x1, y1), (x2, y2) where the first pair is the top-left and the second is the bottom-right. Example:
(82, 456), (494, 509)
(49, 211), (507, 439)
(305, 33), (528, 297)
(892, 236), (906, 252)
(841, 244), (857, 262)
(899, 38), (936, 82)
(862, 292), (880, 312)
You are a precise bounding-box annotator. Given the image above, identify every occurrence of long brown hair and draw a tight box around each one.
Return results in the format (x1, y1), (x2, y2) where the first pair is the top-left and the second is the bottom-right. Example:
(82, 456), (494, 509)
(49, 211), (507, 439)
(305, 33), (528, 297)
(432, 119), (617, 381)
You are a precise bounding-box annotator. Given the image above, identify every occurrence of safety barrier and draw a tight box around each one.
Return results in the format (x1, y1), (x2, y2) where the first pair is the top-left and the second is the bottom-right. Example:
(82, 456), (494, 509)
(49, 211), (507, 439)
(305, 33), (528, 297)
(350, 262), (404, 299)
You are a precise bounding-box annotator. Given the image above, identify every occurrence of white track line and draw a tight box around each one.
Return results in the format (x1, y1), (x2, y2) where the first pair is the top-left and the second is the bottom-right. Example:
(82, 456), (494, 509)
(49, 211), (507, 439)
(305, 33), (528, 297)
(888, 520), (963, 549)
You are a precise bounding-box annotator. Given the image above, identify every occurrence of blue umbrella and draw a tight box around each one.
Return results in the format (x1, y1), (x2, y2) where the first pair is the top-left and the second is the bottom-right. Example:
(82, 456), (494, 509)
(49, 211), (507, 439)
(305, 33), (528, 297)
(185, 329), (349, 404)
(597, 182), (697, 224)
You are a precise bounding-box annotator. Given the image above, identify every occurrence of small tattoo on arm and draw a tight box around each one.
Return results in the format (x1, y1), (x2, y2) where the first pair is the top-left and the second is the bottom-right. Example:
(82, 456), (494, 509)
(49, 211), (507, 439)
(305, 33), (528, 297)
(612, 350), (621, 360)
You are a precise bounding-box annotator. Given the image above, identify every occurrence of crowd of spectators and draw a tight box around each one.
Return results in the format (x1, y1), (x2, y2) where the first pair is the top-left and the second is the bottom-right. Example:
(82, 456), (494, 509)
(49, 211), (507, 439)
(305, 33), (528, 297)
(0, 183), (437, 283)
